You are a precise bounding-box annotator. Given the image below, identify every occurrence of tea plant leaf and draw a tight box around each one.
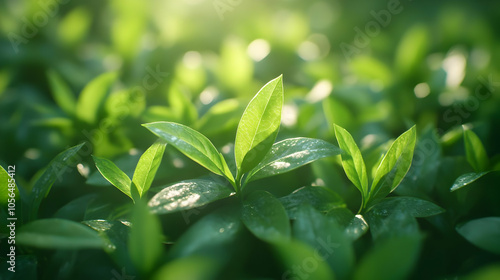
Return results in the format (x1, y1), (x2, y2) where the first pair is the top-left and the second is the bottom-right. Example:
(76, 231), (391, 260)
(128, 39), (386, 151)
(235, 75), (283, 177)
(353, 234), (422, 280)
(47, 70), (76, 116)
(450, 171), (490, 192)
(333, 124), (368, 198)
(367, 197), (444, 218)
(129, 199), (163, 274)
(279, 186), (345, 220)
(76, 72), (117, 124)
(152, 256), (219, 280)
(132, 139), (167, 197)
(241, 190), (290, 243)
(463, 126), (489, 172)
(31, 143), (84, 218)
(148, 179), (234, 214)
(293, 205), (354, 280)
(457, 217), (500, 255)
(246, 137), (342, 183)
(17, 218), (104, 249)
(143, 122), (234, 183)
(273, 240), (336, 280)
(92, 155), (133, 201)
(368, 126), (417, 208)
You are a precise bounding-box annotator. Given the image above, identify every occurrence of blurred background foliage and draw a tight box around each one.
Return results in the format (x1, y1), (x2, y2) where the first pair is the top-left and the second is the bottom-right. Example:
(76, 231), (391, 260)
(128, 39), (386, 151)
(1, 0), (500, 279)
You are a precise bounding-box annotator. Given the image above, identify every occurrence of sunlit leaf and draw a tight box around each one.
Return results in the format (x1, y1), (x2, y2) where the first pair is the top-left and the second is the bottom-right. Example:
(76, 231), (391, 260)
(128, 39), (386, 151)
(457, 217), (500, 255)
(395, 24), (429, 76)
(17, 218), (104, 249)
(368, 126), (417, 208)
(143, 122), (234, 183)
(246, 137), (342, 183)
(129, 199), (163, 273)
(280, 186), (345, 219)
(235, 75), (283, 177)
(152, 256), (219, 280)
(47, 70), (76, 116)
(148, 179), (234, 214)
(333, 124), (368, 198)
(132, 139), (167, 197)
(76, 72), (117, 124)
(92, 155), (133, 201)
(463, 126), (489, 172)
(196, 99), (244, 137)
(450, 171), (490, 192)
(241, 190), (290, 243)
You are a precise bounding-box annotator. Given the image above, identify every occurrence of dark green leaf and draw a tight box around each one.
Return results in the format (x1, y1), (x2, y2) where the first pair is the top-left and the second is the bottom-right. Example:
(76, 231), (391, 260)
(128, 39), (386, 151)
(47, 70), (76, 116)
(367, 197), (444, 218)
(132, 139), (167, 197)
(143, 122), (234, 183)
(457, 217), (500, 255)
(293, 205), (354, 280)
(235, 75), (283, 176)
(464, 126), (489, 172)
(365, 211), (419, 241)
(450, 171), (490, 192)
(92, 155), (133, 201)
(129, 199), (163, 273)
(241, 190), (290, 243)
(31, 143), (84, 218)
(333, 124), (368, 199)
(368, 126), (417, 208)
(280, 186), (345, 219)
(353, 234), (422, 280)
(17, 218), (104, 249)
(148, 179), (234, 214)
(76, 72), (117, 124)
(246, 137), (342, 183)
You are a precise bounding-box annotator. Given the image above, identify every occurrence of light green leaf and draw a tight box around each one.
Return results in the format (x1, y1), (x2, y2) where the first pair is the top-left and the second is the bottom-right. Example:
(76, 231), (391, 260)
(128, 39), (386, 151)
(246, 137), (342, 183)
(76, 72), (117, 124)
(280, 186), (345, 220)
(333, 124), (368, 198)
(368, 126), (417, 208)
(152, 256), (219, 280)
(457, 217), (500, 255)
(17, 218), (104, 249)
(31, 143), (84, 218)
(129, 199), (163, 273)
(293, 205), (354, 280)
(353, 234), (422, 280)
(367, 197), (444, 218)
(1, 165), (18, 208)
(235, 75), (284, 177)
(132, 140), (167, 197)
(451, 171), (490, 192)
(241, 190), (290, 243)
(148, 179), (234, 214)
(196, 98), (244, 137)
(273, 240), (336, 280)
(464, 126), (489, 172)
(47, 70), (76, 116)
(143, 122), (234, 183)
(92, 155), (133, 201)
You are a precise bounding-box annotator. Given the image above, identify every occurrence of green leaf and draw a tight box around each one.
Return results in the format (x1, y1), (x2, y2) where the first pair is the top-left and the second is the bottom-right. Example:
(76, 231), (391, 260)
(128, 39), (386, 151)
(196, 99), (244, 137)
(333, 124), (368, 198)
(143, 122), (234, 183)
(76, 72), (117, 124)
(129, 199), (163, 274)
(1, 165), (18, 208)
(272, 240), (336, 280)
(457, 217), (500, 255)
(235, 75), (284, 176)
(246, 137), (342, 183)
(17, 218), (104, 249)
(148, 179), (234, 214)
(367, 197), (444, 218)
(368, 126), (417, 208)
(293, 205), (354, 280)
(152, 256), (219, 280)
(47, 70), (76, 116)
(241, 190), (290, 243)
(280, 186), (345, 220)
(365, 211), (419, 241)
(464, 126), (489, 172)
(132, 140), (167, 197)
(169, 206), (243, 258)
(353, 234), (422, 280)
(92, 155), (133, 201)
(31, 143), (84, 218)
(451, 171), (490, 192)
